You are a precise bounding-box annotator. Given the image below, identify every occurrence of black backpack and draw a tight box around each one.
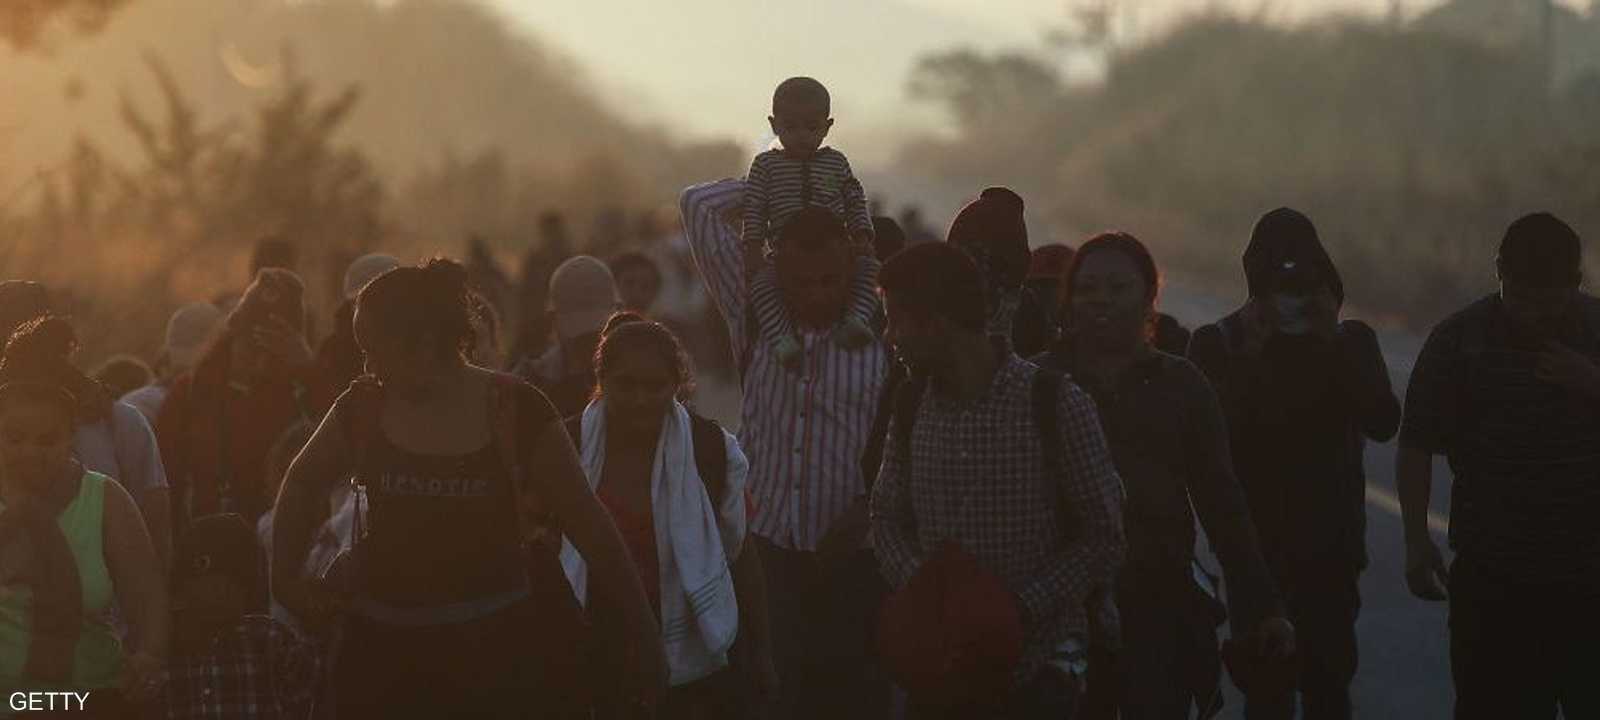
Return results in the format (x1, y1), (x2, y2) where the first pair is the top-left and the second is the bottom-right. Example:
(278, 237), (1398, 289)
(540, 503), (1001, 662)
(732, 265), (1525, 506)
(562, 412), (730, 508)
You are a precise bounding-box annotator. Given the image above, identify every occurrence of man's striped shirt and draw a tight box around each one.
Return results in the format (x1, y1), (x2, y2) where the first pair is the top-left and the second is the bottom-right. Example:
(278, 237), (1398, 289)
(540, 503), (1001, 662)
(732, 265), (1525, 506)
(741, 147), (873, 249)
(683, 179), (888, 551)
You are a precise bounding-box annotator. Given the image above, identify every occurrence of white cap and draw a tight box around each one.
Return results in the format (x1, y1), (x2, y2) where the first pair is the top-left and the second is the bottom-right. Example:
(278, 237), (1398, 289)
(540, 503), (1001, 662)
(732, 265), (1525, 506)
(548, 256), (620, 341)
(343, 253), (402, 301)
(165, 303), (225, 369)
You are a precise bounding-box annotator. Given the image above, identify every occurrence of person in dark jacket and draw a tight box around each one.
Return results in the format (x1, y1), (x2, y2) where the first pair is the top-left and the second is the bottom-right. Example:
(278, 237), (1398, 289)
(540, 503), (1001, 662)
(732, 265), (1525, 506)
(1187, 208), (1401, 720)
(1036, 232), (1294, 720)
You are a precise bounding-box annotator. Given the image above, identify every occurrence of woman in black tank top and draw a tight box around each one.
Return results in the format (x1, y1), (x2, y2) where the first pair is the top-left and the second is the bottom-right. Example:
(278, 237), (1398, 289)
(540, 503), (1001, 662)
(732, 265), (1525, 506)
(270, 258), (665, 718)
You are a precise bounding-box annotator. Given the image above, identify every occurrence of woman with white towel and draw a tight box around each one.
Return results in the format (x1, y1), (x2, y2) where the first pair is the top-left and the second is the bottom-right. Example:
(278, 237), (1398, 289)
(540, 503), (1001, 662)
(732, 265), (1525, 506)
(562, 315), (778, 719)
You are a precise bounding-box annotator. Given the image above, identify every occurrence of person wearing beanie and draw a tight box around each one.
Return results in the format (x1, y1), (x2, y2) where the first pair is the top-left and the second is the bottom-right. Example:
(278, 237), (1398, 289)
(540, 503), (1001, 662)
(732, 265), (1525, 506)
(1397, 212), (1600, 717)
(162, 513), (320, 719)
(511, 255), (621, 418)
(123, 303), (226, 423)
(1187, 208), (1400, 720)
(946, 187), (1053, 358)
(156, 268), (326, 534)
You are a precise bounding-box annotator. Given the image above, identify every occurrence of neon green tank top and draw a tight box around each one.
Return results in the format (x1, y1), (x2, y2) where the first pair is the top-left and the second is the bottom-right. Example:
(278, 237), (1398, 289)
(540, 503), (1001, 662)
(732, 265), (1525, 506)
(0, 472), (123, 694)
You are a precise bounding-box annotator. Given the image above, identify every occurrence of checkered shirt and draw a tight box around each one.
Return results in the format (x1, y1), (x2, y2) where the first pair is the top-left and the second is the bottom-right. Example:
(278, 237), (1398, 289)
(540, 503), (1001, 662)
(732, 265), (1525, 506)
(161, 615), (321, 720)
(870, 355), (1126, 679)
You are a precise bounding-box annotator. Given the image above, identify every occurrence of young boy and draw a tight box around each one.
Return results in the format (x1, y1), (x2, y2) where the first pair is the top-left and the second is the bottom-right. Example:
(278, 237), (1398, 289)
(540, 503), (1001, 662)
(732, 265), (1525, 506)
(162, 513), (321, 719)
(742, 76), (879, 368)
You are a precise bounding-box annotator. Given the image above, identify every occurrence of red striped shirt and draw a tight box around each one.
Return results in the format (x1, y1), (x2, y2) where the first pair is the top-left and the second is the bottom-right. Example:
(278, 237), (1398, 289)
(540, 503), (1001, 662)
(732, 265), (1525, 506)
(681, 180), (889, 551)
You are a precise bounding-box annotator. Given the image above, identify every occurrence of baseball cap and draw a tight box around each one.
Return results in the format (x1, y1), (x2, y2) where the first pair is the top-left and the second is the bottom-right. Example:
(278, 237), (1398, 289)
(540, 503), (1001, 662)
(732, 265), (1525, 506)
(164, 303), (225, 370)
(548, 256), (620, 342)
(343, 253), (402, 301)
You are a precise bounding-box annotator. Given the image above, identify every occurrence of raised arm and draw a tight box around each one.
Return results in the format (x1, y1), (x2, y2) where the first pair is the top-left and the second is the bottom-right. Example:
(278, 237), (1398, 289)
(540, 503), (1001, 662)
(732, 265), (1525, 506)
(681, 180), (751, 343)
(1016, 385), (1126, 628)
(529, 418), (667, 699)
(270, 398), (354, 629)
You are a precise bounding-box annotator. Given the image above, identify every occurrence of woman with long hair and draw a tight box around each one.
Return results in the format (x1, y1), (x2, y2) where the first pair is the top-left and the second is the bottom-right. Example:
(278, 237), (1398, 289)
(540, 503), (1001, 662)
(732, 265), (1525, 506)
(561, 316), (777, 718)
(1033, 233), (1294, 720)
(272, 258), (663, 718)
(0, 316), (169, 714)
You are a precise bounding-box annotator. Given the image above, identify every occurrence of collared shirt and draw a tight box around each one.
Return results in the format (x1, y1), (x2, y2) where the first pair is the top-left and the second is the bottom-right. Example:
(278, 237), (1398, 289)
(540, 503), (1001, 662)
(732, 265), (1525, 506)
(681, 179), (889, 551)
(870, 354), (1125, 679)
(161, 616), (321, 720)
(1400, 294), (1600, 584)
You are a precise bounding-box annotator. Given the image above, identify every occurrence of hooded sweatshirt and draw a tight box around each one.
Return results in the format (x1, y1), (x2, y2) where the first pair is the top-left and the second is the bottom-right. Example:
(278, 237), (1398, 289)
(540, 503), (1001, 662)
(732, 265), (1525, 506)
(1188, 209), (1400, 575)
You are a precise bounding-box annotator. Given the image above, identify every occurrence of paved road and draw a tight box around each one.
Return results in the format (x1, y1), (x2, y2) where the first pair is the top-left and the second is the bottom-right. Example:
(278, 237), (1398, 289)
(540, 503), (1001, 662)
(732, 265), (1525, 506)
(690, 282), (1463, 719)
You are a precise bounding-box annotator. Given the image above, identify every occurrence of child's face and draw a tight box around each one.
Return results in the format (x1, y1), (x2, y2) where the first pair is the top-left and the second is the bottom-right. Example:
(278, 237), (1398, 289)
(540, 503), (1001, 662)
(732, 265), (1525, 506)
(769, 106), (832, 157)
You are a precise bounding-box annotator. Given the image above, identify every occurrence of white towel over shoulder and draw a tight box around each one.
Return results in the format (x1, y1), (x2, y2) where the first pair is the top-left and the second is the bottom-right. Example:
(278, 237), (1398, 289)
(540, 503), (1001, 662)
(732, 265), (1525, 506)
(559, 399), (749, 687)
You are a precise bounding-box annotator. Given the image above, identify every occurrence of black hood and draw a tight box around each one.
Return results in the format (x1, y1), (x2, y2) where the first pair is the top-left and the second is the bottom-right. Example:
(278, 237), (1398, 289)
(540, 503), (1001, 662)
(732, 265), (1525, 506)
(1243, 208), (1345, 307)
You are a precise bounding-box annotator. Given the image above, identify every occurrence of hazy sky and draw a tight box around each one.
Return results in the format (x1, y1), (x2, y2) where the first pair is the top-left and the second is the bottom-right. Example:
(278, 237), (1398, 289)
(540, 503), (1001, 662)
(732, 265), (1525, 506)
(489, 0), (1483, 156)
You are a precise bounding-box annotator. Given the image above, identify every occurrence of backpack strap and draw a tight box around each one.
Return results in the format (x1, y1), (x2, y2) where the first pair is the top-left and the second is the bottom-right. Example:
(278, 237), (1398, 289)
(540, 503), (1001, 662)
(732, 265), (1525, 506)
(688, 413), (730, 508)
(1031, 368), (1079, 543)
(891, 372), (930, 476)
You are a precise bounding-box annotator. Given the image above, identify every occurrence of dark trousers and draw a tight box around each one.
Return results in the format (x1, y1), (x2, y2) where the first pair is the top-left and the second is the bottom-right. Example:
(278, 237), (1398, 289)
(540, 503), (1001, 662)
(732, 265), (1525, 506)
(755, 536), (890, 720)
(906, 667), (1081, 720)
(331, 598), (552, 719)
(1077, 586), (1221, 720)
(1449, 554), (1600, 720)
(1245, 568), (1360, 720)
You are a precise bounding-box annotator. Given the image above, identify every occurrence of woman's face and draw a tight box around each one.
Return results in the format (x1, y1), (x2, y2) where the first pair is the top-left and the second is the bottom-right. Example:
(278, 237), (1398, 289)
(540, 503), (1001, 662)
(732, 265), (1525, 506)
(1069, 249), (1152, 350)
(353, 308), (443, 390)
(599, 350), (679, 436)
(0, 396), (75, 492)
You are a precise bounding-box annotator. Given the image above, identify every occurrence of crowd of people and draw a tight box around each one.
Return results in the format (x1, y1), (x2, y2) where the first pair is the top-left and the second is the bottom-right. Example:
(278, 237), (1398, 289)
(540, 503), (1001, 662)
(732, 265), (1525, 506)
(1, 75), (1597, 720)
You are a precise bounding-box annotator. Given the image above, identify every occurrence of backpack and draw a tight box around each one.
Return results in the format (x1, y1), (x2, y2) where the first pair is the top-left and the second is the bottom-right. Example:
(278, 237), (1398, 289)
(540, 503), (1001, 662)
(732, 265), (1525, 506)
(562, 411), (730, 510)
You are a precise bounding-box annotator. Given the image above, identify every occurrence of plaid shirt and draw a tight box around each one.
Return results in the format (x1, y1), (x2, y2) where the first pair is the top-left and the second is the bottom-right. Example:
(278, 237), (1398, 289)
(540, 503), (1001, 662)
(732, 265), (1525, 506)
(871, 355), (1125, 678)
(161, 616), (321, 720)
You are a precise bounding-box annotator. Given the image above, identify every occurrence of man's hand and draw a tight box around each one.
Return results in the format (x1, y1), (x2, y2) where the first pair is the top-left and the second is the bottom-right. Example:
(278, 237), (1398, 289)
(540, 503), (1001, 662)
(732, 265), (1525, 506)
(1405, 536), (1451, 602)
(254, 316), (314, 370)
(1536, 341), (1600, 398)
(1308, 287), (1339, 342)
(1255, 616), (1297, 660)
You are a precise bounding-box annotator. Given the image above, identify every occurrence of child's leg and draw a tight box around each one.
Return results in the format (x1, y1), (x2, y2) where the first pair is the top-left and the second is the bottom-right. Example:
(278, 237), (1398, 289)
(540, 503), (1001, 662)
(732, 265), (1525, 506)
(831, 255), (882, 350)
(750, 266), (795, 342)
